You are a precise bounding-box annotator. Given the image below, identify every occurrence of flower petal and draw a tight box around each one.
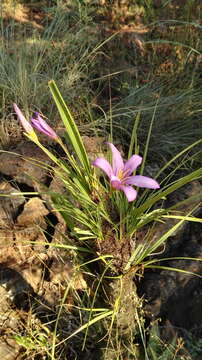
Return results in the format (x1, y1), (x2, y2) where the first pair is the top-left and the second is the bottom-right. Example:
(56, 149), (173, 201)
(13, 103), (33, 134)
(120, 185), (137, 202)
(125, 175), (160, 189)
(31, 112), (58, 139)
(107, 142), (124, 175)
(92, 158), (113, 178)
(123, 155), (142, 176)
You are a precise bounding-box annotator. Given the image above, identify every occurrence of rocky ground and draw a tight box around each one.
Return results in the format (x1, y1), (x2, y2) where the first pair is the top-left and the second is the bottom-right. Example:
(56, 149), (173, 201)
(0, 140), (88, 359)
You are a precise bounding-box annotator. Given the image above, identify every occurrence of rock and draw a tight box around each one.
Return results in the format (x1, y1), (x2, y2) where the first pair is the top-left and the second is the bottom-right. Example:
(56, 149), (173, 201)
(16, 197), (49, 226)
(0, 141), (52, 188)
(47, 249), (87, 290)
(46, 169), (70, 224)
(82, 135), (105, 161)
(0, 226), (48, 296)
(0, 182), (25, 227)
(0, 287), (22, 359)
(21, 264), (44, 294)
(0, 338), (20, 360)
(14, 227), (48, 253)
(38, 250), (87, 307)
(51, 221), (67, 244)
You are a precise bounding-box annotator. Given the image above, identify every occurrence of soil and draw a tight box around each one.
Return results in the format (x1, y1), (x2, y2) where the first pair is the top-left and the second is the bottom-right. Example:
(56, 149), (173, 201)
(0, 140), (81, 359)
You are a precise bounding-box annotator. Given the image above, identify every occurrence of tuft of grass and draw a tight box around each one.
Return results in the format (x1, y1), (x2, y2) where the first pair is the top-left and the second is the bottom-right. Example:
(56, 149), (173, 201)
(1, 1), (201, 163)
(0, 0), (101, 146)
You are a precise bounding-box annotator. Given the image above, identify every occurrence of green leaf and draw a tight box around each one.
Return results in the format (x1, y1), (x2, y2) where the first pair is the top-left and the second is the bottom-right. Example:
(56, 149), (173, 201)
(48, 80), (91, 175)
(145, 265), (202, 279)
(162, 214), (202, 223)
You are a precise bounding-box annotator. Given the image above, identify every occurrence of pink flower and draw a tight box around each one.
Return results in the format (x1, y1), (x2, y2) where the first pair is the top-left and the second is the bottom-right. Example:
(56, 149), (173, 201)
(14, 104), (58, 141)
(92, 143), (160, 202)
(31, 112), (58, 140)
(13, 103), (34, 134)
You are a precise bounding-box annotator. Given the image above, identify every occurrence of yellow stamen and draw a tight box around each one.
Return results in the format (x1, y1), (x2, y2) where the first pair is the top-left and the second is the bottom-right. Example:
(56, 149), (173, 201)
(117, 169), (124, 180)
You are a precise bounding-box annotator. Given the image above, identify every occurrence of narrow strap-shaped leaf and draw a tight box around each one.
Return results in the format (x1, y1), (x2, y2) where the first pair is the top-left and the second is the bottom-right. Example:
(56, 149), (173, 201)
(48, 80), (91, 175)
